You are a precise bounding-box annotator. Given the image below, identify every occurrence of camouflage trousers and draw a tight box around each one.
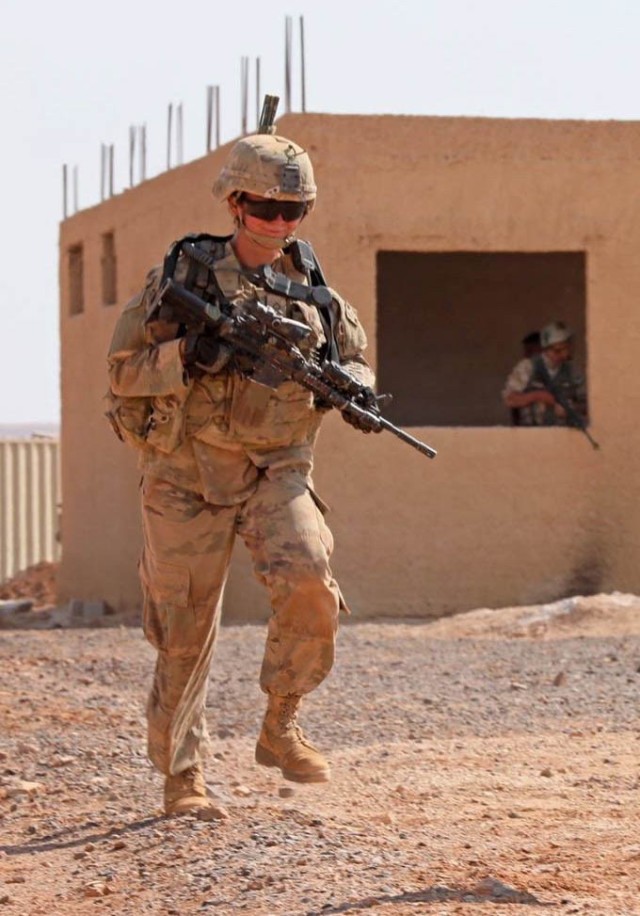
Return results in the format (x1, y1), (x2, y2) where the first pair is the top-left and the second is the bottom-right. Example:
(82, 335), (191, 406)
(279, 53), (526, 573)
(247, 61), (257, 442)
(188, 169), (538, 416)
(139, 466), (341, 776)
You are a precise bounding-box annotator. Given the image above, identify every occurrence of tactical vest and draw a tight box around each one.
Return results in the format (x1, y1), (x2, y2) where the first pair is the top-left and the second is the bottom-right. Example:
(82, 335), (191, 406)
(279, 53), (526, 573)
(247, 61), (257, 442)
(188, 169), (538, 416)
(526, 355), (580, 427)
(162, 233), (341, 363)
(106, 235), (356, 457)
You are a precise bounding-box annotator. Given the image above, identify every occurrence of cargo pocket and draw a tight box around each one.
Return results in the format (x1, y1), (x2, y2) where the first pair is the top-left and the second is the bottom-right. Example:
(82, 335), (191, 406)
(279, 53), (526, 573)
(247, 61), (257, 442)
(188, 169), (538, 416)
(303, 484), (334, 560)
(231, 378), (315, 446)
(103, 390), (152, 451)
(187, 376), (232, 444)
(306, 486), (351, 614)
(145, 395), (188, 455)
(139, 553), (194, 656)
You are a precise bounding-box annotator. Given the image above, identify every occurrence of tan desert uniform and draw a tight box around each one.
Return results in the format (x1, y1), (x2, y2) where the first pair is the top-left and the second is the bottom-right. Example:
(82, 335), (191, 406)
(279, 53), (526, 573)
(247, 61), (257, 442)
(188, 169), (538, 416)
(107, 237), (374, 776)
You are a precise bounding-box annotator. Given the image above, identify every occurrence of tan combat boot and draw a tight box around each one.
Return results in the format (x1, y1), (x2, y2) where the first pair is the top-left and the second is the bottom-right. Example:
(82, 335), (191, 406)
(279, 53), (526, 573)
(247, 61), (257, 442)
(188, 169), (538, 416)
(255, 695), (331, 784)
(164, 762), (212, 816)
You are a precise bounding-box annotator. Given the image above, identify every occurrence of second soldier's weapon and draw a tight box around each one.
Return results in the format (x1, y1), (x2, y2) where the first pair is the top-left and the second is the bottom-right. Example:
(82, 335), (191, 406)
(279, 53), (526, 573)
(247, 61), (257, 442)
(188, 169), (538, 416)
(545, 382), (600, 451)
(148, 248), (437, 460)
(534, 361), (600, 451)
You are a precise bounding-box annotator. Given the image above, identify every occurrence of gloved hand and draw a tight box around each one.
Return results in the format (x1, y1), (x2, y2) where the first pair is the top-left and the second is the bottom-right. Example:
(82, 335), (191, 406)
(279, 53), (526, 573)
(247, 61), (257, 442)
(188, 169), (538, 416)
(354, 386), (378, 411)
(341, 410), (374, 433)
(181, 330), (230, 375)
(341, 394), (382, 434)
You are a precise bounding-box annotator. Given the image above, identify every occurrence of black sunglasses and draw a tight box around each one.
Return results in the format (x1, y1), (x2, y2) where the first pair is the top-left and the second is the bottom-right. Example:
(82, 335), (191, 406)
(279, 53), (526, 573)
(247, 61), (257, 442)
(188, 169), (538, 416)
(238, 194), (307, 222)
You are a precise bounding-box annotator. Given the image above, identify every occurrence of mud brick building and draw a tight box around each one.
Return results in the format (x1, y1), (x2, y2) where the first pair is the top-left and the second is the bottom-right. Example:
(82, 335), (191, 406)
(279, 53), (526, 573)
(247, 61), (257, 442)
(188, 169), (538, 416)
(58, 113), (640, 619)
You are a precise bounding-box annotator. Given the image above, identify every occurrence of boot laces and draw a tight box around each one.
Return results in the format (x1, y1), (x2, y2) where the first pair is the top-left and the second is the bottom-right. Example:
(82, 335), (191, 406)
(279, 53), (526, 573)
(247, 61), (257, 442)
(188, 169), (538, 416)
(277, 699), (315, 750)
(169, 764), (202, 791)
(181, 765), (200, 784)
(277, 697), (300, 731)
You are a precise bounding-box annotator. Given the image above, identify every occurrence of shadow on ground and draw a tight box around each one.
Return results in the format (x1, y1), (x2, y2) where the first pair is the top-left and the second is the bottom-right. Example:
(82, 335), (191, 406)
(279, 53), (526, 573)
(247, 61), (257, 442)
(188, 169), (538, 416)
(305, 880), (555, 912)
(0, 815), (164, 856)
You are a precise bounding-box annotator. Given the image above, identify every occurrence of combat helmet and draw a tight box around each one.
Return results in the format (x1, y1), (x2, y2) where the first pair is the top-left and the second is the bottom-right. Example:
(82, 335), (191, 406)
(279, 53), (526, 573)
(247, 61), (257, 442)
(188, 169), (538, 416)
(212, 94), (316, 250)
(212, 133), (316, 208)
(540, 321), (573, 348)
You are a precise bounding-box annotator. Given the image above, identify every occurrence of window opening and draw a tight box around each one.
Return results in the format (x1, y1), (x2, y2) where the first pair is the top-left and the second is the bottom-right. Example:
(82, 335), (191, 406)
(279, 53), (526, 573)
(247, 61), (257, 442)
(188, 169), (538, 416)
(101, 232), (117, 305)
(68, 245), (84, 316)
(376, 251), (587, 427)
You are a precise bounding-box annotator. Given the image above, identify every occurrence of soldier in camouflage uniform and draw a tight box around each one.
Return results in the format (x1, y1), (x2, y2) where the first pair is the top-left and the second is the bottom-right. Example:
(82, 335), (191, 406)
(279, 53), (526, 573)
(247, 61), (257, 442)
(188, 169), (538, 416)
(106, 127), (375, 816)
(502, 321), (586, 427)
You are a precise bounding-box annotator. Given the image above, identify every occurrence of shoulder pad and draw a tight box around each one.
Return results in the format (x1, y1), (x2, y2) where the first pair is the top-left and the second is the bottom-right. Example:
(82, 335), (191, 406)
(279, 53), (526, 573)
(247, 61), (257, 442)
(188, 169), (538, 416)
(167, 232), (233, 250)
(284, 238), (328, 286)
(122, 265), (162, 313)
(162, 233), (233, 283)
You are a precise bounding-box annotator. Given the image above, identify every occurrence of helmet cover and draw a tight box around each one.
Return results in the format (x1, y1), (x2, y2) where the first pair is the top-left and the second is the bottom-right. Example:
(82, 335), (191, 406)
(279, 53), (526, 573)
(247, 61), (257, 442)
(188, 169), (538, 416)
(212, 133), (316, 209)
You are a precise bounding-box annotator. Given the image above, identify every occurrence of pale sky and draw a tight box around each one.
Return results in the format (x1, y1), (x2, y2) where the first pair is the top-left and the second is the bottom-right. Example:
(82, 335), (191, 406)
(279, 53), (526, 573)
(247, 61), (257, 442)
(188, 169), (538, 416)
(2, 0), (640, 424)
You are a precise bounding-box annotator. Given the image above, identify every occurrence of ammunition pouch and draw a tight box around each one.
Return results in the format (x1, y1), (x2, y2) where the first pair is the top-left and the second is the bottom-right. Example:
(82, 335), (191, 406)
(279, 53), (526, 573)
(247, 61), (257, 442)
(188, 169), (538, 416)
(104, 390), (152, 450)
(104, 390), (188, 454)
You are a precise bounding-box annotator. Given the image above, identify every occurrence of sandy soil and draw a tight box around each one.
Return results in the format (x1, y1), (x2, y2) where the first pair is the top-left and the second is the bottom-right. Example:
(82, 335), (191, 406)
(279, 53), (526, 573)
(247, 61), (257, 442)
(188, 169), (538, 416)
(1, 591), (639, 915)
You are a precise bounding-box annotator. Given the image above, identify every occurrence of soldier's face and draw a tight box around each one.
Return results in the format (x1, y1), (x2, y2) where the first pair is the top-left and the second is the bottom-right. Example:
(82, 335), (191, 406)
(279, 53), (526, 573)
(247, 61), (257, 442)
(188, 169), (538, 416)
(232, 193), (306, 238)
(546, 342), (571, 368)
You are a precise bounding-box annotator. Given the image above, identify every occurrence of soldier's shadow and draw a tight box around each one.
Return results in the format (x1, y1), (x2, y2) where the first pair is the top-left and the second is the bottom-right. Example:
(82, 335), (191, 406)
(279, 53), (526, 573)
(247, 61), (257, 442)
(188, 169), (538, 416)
(0, 815), (164, 856)
(306, 882), (556, 913)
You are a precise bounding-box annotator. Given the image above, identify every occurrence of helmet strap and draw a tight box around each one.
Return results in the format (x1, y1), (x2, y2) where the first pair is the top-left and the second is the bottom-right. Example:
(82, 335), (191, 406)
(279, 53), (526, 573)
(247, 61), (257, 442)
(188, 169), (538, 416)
(244, 228), (296, 250)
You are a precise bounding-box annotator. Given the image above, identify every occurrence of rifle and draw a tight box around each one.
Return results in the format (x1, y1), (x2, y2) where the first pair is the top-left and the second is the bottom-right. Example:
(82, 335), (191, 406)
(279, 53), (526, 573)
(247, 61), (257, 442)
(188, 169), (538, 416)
(535, 363), (600, 451)
(548, 384), (600, 451)
(148, 259), (437, 460)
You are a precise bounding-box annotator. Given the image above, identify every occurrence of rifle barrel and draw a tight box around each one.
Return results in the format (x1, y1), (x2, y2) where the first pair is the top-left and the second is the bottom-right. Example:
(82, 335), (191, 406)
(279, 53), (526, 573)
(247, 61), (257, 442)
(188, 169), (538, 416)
(379, 417), (437, 458)
(552, 390), (600, 451)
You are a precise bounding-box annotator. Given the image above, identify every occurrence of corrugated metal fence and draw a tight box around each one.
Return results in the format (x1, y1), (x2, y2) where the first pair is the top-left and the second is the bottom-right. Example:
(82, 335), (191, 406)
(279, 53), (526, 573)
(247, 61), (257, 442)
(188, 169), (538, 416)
(0, 438), (61, 582)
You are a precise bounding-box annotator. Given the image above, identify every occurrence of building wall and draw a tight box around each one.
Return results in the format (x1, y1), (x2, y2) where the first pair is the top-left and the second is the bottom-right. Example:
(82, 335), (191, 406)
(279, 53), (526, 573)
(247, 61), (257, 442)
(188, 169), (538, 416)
(58, 113), (640, 619)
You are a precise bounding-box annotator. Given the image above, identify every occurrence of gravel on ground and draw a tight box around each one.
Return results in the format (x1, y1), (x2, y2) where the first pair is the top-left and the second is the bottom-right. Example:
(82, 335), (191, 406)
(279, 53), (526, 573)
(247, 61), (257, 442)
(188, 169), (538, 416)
(1, 591), (639, 915)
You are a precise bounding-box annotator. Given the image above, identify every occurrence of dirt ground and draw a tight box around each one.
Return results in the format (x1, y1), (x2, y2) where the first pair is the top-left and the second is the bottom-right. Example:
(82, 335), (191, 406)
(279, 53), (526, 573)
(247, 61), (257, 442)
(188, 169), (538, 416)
(1, 589), (639, 915)
(0, 563), (57, 609)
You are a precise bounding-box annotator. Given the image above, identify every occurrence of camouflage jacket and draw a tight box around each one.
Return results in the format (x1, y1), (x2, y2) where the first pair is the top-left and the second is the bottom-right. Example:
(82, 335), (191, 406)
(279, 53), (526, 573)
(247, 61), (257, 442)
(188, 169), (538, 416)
(106, 237), (374, 504)
(502, 354), (585, 427)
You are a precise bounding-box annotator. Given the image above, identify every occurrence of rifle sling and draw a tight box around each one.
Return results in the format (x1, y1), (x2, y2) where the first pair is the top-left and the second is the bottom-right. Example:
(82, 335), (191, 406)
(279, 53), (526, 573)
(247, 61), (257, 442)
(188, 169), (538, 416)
(286, 239), (340, 363)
